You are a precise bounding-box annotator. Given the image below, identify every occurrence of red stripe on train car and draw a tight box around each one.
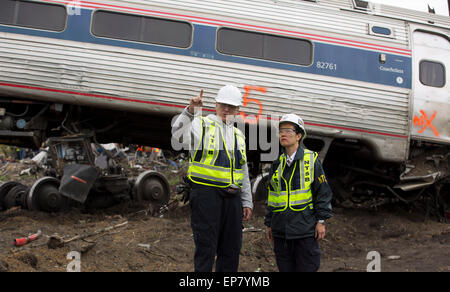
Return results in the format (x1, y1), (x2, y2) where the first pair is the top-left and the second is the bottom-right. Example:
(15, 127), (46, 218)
(0, 82), (408, 139)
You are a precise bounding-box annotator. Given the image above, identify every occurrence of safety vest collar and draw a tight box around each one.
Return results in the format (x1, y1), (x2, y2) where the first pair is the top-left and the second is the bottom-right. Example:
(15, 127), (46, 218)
(280, 146), (305, 164)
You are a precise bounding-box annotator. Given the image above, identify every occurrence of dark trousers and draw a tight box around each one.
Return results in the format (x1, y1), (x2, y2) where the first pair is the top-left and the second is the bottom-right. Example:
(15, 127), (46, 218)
(273, 237), (321, 272)
(190, 184), (243, 272)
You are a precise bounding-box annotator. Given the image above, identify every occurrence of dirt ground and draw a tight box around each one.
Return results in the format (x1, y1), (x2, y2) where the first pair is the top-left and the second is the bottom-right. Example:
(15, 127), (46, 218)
(0, 163), (449, 272)
(0, 200), (449, 272)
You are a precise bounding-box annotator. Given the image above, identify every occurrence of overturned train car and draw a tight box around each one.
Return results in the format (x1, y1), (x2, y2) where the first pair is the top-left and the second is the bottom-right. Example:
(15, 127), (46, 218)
(0, 0), (448, 215)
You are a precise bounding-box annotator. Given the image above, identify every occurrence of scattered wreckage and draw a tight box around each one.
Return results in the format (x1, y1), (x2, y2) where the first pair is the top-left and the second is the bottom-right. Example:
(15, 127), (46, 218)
(0, 133), (171, 213)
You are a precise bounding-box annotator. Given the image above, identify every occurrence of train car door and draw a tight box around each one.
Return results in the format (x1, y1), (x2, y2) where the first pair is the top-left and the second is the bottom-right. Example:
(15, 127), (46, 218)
(411, 28), (450, 144)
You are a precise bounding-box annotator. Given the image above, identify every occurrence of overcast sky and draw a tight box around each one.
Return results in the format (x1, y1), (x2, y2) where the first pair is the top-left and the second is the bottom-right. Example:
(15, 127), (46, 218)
(370, 0), (449, 16)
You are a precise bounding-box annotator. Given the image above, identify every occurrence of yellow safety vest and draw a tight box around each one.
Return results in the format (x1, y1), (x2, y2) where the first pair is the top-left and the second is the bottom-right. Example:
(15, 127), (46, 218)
(268, 150), (317, 212)
(188, 117), (247, 188)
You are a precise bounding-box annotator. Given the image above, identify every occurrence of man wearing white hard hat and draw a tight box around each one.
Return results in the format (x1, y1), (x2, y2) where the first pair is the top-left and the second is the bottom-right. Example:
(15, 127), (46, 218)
(172, 85), (253, 272)
(264, 113), (333, 272)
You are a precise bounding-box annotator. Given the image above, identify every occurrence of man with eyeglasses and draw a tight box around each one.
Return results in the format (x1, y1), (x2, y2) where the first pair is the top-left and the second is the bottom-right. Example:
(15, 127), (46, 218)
(172, 85), (253, 272)
(265, 113), (333, 272)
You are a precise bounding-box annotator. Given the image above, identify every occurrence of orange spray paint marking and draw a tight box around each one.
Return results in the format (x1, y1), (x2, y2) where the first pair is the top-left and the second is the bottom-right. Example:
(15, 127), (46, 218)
(413, 110), (439, 137)
(240, 85), (267, 124)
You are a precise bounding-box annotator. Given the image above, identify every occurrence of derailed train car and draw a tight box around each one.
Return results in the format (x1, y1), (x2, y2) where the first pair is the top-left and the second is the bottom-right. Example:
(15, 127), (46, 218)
(0, 0), (448, 215)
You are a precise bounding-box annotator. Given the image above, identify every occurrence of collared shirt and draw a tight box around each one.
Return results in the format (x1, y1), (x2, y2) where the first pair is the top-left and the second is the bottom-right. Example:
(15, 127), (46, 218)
(286, 150), (297, 167)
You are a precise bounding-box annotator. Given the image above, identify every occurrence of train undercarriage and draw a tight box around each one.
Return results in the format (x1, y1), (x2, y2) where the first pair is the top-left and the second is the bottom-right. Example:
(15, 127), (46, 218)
(0, 132), (171, 213)
(0, 98), (172, 213)
(322, 139), (449, 221)
(0, 97), (449, 220)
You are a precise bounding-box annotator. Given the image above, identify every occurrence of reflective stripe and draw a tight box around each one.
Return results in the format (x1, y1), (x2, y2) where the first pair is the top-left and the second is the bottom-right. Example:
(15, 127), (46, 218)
(300, 158), (305, 189)
(290, 189), (310, 195)
(191, 162), (230, 172)
(200, 124), (212, 164)
(212, 132), (220, 164)
(189, 172), (230, 183)
(190, 165), (230, 180)
(268, 201), (287, 207)
(290, 198), (313, 205)
(269, 191), (287, 198)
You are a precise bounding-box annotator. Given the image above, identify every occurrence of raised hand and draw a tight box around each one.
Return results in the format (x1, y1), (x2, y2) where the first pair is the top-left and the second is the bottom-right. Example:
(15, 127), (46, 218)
(188, 89), (204, 114)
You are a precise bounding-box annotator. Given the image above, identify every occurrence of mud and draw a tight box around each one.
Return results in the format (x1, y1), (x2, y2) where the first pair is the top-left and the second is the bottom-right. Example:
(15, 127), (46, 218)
(0, 200), (448, 272)
(0, 162), (448, 272)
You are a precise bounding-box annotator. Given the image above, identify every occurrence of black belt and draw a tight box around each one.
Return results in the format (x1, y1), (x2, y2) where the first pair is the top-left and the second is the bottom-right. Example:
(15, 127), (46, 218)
(221, 186), (241, 196)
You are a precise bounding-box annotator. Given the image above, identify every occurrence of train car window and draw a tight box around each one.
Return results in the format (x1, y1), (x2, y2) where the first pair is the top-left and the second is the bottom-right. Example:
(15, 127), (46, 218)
(217, 29), (263, 59)
(419, 60), (445, 88)
(371, 26), (391, 35)
(92, 11), (192, 48)
(142, 18), (192, 48)
(92, 11), (141, 42)
(264, 34), (312, 65)
(353, 0), (369, 10)
(0, 0), (66, 32)
(0, 0), (16, 25)
(217, 28), (312, 66)
(368, 24), (394, 38)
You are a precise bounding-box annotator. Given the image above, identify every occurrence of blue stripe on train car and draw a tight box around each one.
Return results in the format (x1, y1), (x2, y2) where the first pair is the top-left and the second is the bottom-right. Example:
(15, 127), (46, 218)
(0, 7), (411, 89)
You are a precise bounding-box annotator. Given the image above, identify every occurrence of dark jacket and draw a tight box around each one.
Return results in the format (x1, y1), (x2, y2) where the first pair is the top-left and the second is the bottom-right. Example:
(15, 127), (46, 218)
(264, 146), (333, 239)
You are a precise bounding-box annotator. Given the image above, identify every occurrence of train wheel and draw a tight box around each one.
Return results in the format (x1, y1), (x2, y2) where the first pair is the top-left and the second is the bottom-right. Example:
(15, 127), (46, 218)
(27, 177), (69, 212)
(0, 181), (22, 210)
(252, 174), (270, 202)
(133, 171), (170, 204)
(3, 184), (29, 210)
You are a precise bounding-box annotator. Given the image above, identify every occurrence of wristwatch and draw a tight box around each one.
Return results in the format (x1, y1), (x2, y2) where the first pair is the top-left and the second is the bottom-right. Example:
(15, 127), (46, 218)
(317, 219), (326, 225)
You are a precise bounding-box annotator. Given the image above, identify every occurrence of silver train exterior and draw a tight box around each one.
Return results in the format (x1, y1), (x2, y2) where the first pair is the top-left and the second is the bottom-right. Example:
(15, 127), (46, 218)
(0, 0), (448, 204)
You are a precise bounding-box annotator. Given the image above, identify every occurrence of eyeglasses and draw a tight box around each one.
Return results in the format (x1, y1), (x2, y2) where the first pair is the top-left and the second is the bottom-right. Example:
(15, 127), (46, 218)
(279, 128), (297, 135)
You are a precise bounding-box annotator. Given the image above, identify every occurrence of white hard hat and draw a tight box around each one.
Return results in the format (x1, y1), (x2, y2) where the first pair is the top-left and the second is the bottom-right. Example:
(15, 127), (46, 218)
(215, 85), (243, 107)
(279, 113), (306, 136)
